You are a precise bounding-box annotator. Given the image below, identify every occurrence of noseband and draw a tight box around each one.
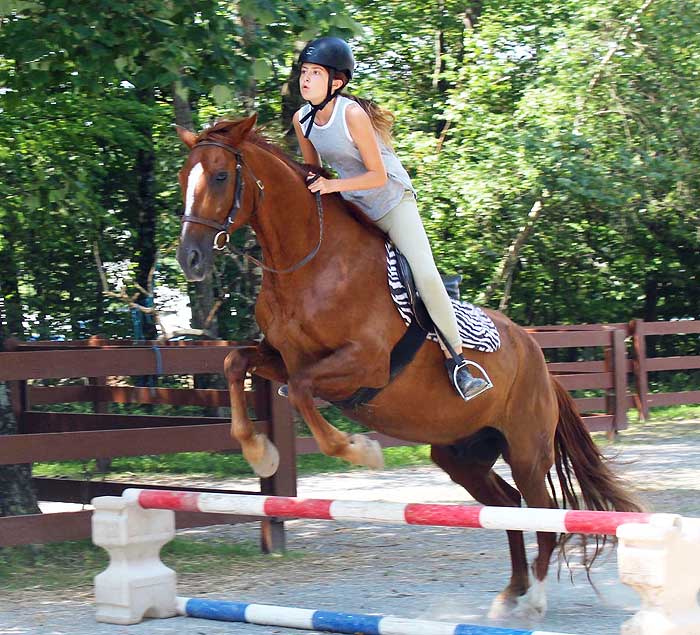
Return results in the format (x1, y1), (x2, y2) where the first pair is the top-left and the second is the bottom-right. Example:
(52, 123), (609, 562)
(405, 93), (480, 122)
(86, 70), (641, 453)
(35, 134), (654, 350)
(180, 139), (324, 274)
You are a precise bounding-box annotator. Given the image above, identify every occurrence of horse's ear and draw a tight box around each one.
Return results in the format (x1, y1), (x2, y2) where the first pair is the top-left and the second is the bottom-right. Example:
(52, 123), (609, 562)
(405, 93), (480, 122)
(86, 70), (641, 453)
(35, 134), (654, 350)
(175, 125), (197, 149)
(236, 113), (258, 140)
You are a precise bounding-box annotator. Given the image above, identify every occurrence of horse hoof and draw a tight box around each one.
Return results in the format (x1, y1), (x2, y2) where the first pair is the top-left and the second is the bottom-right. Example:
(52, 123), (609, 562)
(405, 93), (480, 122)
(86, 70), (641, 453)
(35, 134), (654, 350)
(348, 434), (385, 470)
(489, 580), (547, 623)
(245, 434), (280, 478)
(487, 594), (517, 620)
(511, 579), (547, 621)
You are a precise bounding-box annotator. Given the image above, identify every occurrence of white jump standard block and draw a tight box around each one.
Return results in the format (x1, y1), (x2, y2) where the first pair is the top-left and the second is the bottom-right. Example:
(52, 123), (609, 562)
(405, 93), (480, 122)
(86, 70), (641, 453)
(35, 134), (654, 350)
(92, 495), (178, 625)
(618, 515), (700, 635)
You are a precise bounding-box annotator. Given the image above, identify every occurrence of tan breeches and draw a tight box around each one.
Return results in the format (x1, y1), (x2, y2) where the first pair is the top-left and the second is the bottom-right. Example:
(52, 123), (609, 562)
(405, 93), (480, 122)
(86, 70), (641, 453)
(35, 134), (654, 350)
(376, 191), (462, 351)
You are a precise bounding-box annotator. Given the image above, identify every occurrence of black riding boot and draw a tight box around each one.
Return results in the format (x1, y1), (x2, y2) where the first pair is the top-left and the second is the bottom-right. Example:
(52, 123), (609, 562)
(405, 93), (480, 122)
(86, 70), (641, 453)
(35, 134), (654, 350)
(445, 355), (490, 401)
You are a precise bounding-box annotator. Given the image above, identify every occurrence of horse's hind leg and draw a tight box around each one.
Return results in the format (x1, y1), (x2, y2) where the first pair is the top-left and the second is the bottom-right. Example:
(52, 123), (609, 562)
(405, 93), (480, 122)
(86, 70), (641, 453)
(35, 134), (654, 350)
(224, 339), (288, 477)
(430, 442), (532, 620)
(505, 451), (558, 620)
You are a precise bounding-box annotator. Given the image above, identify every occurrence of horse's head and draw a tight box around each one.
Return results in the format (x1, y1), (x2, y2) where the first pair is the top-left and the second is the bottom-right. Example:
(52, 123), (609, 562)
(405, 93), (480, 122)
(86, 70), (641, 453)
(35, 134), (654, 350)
(176, 115), (259, 281)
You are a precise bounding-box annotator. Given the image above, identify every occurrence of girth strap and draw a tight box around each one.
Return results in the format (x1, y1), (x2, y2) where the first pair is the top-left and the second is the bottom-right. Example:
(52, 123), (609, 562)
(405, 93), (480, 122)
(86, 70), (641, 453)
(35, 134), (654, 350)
(331, 319), (427, 410)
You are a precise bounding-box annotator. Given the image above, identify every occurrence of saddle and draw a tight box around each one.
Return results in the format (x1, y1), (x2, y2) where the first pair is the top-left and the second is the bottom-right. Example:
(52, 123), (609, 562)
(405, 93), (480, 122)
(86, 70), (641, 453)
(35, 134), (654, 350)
(395, 248), (462, 331)
(331, 245), (498, 410)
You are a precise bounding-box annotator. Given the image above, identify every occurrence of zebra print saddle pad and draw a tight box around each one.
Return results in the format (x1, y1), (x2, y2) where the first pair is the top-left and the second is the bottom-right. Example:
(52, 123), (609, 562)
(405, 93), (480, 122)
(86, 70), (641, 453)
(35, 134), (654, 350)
(386, 242), (501, 353)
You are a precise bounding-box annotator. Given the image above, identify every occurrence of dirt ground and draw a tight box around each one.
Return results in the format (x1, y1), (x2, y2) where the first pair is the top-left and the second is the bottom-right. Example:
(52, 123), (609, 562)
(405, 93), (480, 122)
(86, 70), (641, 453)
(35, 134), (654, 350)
(1, 418), (699, 635)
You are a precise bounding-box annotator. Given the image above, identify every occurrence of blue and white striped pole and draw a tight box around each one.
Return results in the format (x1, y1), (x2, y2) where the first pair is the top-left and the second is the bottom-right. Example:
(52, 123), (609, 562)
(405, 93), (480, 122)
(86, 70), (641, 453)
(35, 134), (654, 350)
(177, 597), (575, 635)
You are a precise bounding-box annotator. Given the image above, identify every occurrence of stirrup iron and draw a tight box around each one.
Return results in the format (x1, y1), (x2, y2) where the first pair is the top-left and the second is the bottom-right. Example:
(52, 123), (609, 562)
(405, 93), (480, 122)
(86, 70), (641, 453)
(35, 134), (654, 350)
(457, 359), (493, 401)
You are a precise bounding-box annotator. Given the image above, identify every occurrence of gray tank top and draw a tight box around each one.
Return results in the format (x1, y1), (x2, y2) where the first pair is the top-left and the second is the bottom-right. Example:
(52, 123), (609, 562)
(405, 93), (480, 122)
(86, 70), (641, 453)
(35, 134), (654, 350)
(299, 96), (416, 221)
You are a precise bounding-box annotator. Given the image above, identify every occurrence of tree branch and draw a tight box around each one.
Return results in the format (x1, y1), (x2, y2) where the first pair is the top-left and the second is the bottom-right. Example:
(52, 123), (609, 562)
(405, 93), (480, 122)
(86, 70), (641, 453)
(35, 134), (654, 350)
(478, 199), (543, 307)
(586, 0), (656, 94)
(93, 243), (213, 342)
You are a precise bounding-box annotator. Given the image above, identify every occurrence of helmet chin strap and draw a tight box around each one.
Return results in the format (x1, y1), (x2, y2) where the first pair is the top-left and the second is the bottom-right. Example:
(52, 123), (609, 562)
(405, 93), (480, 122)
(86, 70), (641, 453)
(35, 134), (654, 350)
(299, 73), (343, 138)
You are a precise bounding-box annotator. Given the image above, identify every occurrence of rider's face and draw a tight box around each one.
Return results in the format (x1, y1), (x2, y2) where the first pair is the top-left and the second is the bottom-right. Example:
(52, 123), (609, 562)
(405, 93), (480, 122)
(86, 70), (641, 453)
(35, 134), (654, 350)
(299, 63), (343, 103)
(299, 63), (329, 102)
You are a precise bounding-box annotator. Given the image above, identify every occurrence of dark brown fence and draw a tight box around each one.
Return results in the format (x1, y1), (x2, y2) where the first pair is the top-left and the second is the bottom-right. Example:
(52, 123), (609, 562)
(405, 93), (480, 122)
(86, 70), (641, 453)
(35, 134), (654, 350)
(526, 325), (630, 435)
(631, 319), (700, 419)
(0, 340), (296, 550)
(2, 319), (697, 547)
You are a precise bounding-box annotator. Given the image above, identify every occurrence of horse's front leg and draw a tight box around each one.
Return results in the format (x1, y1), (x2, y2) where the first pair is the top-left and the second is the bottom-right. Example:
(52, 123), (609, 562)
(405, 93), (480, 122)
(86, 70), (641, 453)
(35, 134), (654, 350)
(224, 340), (288, 477)
(287, 345), (385, 469)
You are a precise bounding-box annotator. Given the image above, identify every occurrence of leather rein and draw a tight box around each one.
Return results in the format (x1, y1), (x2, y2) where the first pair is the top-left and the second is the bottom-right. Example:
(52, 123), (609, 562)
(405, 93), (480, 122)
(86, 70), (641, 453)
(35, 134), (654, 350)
(180, 139), (324, 274)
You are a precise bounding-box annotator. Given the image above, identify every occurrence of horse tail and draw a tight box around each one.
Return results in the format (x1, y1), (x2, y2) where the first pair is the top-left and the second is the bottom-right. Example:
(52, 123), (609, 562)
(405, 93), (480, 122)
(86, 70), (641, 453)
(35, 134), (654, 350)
(551, 377), (642, 515)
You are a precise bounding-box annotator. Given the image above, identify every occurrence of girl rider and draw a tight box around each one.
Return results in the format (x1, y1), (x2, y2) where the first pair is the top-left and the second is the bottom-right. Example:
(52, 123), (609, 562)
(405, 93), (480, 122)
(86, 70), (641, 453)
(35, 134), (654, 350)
(291, 36), (490, 401)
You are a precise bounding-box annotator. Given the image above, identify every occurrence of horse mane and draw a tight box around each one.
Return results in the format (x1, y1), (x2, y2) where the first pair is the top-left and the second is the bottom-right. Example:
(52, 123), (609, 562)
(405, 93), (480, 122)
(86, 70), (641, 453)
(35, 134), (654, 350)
(197, 119), (385, 237)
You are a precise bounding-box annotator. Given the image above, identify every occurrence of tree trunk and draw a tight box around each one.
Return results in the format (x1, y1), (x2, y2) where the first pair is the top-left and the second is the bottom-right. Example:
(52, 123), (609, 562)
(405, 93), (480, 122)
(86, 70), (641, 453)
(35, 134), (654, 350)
(173, 79), (194, 132)
(240, 15), (258, 114)
(0, 366), (40, 517)
(435, 2), (482, 138)
(433, 0), (448, 138)
(462, 1), (482, 32)
(458, 1), (483, 65)
(281, 41), (306, 148)
(0, 209), (25, 338)
(480, 199), (544, 309)
(642, 274), (658, 323)
(134, 87), (158, 341)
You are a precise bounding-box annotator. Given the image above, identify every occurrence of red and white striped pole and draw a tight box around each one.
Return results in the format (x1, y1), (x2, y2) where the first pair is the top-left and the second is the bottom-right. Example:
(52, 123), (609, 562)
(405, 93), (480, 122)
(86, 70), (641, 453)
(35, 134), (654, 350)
(124, 489), (660, 536)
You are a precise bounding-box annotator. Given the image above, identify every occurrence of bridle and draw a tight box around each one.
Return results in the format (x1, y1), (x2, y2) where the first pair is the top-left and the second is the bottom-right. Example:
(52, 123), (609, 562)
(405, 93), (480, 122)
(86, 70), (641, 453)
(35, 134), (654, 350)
(180, 139), (323, 274)
(181, 140), (262, 251)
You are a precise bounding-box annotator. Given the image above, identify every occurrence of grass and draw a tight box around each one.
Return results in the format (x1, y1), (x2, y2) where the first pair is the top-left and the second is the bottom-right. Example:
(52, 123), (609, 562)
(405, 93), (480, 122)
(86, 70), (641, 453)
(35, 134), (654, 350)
(0, 536), (297, 595)
(32, 444), (434, 480)
(592, 404), (700, 449)
(0, 540), (107, 593)
(32, 405), (433, 480)
(642, 403), (700, 421)
(32, 405), (700, 480)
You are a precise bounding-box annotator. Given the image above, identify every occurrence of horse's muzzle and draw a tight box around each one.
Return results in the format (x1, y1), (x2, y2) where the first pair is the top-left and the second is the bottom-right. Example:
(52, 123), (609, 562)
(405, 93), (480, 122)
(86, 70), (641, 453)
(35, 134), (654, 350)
(177, 242), (211, 282)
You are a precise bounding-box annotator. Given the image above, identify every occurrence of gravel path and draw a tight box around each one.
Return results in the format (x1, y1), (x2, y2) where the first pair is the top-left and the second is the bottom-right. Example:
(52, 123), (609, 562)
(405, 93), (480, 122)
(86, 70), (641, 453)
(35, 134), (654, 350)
(2, 420), (699, 635)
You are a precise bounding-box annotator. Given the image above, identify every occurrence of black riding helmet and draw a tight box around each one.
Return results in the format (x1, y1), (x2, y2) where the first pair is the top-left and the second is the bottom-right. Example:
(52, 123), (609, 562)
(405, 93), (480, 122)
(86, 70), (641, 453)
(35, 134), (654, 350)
(298, 37), (355, 138)
(298, 36), (355, 80)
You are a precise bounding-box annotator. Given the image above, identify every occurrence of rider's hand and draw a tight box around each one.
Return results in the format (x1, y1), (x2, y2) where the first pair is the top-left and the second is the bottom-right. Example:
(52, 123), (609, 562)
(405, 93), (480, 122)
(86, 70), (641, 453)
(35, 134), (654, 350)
(307, 173), (337, 195)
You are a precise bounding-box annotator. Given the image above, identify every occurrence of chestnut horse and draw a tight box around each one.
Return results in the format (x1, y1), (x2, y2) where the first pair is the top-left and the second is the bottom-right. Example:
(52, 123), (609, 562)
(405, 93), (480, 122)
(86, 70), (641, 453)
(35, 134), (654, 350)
(175, 116), (640, 621)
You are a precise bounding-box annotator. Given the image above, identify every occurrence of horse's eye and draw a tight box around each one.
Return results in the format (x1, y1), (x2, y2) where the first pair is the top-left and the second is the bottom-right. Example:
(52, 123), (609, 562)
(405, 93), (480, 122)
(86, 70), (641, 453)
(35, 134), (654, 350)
(216, 171), (228, 182)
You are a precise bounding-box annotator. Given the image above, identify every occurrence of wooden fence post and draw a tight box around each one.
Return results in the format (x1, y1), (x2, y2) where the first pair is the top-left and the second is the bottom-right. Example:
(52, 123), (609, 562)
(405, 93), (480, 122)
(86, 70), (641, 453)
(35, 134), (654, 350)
(612, 328), (628, 434)
(255, 377), (296, 554)
(604, 337), (614, 437)
(631, 319), (649, 421)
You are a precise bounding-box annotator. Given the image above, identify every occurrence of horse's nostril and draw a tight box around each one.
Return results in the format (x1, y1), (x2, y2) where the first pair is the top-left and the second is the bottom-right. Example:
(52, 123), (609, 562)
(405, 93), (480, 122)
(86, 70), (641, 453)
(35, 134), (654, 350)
(188, 248), (201, 270)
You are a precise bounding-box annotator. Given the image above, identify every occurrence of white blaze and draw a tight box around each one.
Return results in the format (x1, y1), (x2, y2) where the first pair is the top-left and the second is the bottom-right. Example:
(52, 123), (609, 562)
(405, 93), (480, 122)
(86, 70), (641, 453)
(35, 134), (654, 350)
(185, 161), (204, 216)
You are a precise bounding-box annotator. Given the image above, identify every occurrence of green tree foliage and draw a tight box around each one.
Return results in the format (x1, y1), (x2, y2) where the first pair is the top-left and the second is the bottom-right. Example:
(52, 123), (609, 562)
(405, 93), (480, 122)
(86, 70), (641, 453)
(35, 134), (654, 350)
(352, 0), (700, 325)
(0, 0), (698, 342)
(0, 0), (357, 339)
